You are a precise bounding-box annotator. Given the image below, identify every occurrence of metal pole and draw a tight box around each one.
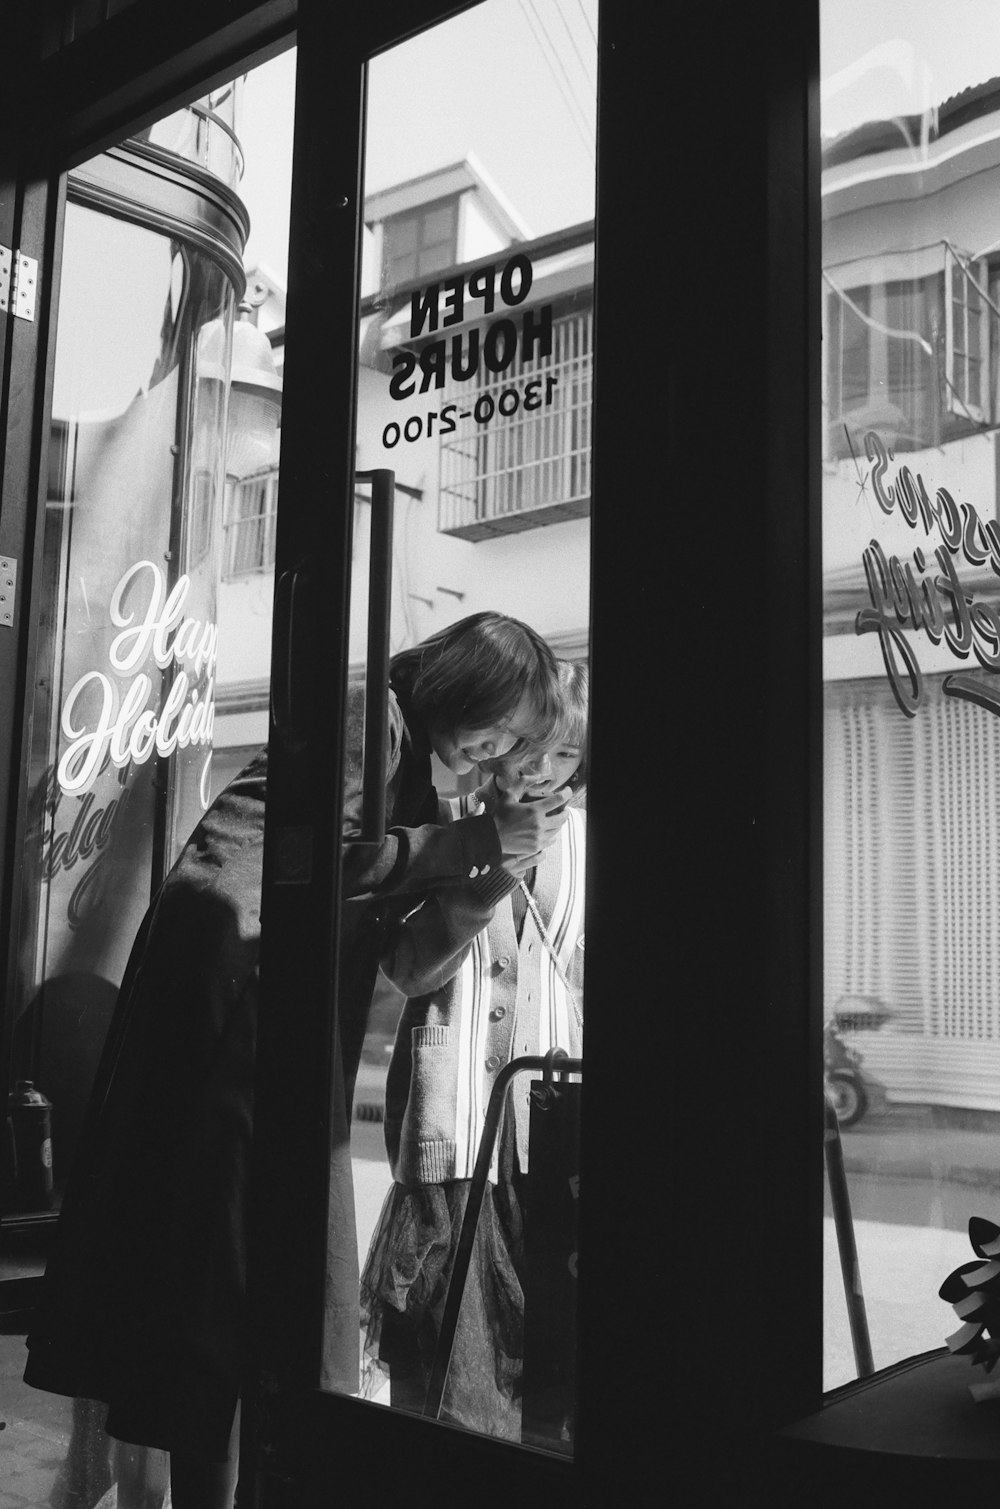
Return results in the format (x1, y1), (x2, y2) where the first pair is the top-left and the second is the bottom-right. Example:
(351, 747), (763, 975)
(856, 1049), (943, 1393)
(824, 1094), (874, 1378)
(423, 1050), (583, 1422)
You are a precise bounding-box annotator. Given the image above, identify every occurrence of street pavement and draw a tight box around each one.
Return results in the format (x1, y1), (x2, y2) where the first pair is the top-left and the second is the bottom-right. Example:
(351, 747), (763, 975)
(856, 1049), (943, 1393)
(839, 1104), (1000, 1197)
(826, 1104), (1000, 1390)
(352, 1113), (394, 1262)
(352, 1061), (395, 1260)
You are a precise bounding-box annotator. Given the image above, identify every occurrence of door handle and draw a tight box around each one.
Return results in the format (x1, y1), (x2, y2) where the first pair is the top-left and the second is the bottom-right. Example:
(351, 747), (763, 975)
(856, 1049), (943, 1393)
(271, 563), (309, 750)
(355, 469), (395, 842)
(270, 471), (395, 837)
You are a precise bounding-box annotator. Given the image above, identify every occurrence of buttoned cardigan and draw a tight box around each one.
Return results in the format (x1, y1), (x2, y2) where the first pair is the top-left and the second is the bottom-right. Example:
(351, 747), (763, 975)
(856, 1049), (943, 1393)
(380, 800), (585, 1185)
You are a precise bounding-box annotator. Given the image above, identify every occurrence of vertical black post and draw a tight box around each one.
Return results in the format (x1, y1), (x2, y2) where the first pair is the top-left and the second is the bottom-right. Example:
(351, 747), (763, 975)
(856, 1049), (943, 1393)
(521, 1077), (582, 1452)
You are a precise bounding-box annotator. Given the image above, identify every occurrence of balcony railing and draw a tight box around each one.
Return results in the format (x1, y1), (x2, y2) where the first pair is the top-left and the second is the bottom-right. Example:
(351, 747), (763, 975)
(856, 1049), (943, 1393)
(438, 308), (592, 541)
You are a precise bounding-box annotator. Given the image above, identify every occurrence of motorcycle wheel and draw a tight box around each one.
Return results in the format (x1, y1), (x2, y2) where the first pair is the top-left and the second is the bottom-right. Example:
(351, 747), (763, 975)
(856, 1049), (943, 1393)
(827, 1072), (868, 1129)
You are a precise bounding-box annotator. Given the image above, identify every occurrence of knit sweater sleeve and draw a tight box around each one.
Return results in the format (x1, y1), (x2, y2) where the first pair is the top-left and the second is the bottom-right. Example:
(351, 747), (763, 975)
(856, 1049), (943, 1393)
(381, 785), (532, 992)
(340, 685), (502, 900)
(379, 882), (499, 996)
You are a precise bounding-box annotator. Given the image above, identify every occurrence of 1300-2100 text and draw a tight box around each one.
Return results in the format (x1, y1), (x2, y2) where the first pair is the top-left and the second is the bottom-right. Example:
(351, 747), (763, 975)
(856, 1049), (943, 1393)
(382, 375), (558, 449)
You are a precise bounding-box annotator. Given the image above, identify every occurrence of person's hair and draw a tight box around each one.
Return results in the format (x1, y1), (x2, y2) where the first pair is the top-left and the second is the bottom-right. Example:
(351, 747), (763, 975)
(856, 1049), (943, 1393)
(554, 659), (589, 790)
(497, 659), (589, 790)
(390, 612), (561, 745)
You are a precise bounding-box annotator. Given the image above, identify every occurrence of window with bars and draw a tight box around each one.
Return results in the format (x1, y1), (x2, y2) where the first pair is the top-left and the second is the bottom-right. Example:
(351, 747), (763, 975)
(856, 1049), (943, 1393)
(438, 307), (592, 540)
(222, 467), (278, 578)
(823, 275), (941, 456)
(823, 254), (1000, 458)
(945, 247), (989, 421)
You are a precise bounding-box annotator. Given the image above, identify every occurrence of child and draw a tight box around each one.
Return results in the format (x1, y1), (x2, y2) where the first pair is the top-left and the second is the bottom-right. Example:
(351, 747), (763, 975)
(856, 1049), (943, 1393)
(361, 660), (588, 1443)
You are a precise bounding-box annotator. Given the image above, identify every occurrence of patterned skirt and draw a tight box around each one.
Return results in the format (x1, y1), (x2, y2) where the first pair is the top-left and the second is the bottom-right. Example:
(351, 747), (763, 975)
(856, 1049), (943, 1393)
(360, 1128), (525, 1440)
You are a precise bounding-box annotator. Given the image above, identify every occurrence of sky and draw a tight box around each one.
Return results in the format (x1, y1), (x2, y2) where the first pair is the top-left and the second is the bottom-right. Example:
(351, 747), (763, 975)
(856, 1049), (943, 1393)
(235, 1), (1000, 270)
(821, 0), (1000, 138)
(237, 0), (598, 290)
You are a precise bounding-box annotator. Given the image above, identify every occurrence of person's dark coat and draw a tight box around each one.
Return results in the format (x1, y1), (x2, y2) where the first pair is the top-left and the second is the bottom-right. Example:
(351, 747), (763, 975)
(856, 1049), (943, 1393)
(23, 669), (502, 1459)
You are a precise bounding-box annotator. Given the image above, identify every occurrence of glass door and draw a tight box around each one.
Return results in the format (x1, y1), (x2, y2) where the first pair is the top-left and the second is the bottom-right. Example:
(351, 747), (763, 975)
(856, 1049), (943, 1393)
(247, 0), (597, 1495)
(0, 65), (291, 1507)
(345, 0), (594, 1450)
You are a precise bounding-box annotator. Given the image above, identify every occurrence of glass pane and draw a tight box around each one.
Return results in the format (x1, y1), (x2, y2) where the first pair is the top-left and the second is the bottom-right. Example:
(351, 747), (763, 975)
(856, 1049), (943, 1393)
(328, 0), (597, 1456)
(821, 1), (1000, 1389)
(4, 53), (294, 1503)
(5, 203), (234, 1243)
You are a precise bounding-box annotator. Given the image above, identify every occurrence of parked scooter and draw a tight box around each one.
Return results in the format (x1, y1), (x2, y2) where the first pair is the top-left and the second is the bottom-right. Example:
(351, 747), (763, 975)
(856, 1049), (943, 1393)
(824, 996), (893, 1128)
(824, 1019), (870, 1128)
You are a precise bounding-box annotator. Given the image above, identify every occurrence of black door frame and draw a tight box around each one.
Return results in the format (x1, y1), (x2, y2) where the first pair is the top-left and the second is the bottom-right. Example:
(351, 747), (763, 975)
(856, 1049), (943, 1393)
(0, 1), (822, 1501)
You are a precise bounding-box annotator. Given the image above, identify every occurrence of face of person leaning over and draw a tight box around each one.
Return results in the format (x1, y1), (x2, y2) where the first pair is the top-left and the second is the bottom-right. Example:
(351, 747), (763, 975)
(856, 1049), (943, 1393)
(426, 690), (541, 775)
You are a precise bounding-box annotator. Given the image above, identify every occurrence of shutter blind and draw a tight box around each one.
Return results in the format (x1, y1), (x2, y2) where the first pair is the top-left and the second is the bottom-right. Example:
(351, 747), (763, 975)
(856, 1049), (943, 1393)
(826, 676), (1000, 1041)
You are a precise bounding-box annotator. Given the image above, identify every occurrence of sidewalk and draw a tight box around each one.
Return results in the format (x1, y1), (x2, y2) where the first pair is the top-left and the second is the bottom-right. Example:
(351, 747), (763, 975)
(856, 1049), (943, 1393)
(353, 1059), (389, 1122)
(837, 1104), (1000, 1192)
(827, 1106), (1000, 1389)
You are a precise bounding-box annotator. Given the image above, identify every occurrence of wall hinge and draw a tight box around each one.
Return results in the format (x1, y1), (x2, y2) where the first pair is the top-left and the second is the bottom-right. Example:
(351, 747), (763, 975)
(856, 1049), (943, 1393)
(0, 557), (17, 628)
(0, 247), (37, 321)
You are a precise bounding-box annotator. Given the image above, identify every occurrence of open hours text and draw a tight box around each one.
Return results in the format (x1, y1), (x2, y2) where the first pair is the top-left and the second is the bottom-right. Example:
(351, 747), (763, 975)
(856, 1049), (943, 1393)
(383, 375), (559, 449)
(384, 252), (556, 448)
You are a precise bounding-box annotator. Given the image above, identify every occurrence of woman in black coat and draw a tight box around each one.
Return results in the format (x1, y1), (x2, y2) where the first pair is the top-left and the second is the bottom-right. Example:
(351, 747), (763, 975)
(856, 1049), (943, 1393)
(23, 612), (568, 1509)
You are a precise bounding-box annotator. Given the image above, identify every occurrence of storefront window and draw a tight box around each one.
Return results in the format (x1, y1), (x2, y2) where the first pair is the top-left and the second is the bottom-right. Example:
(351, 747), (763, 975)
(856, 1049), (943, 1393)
(822, 0), (1000, 1387)
(0, 53), (296, 1498)
(325, 0), (597, 1455)
(4, 182), (236, 1233)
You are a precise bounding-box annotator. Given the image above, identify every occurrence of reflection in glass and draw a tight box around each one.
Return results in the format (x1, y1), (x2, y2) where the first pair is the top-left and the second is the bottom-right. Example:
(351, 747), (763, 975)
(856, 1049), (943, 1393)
(1, 63), (286, 1509)
(142, 80), (247, 189)
(821, 0), (1000, 1387)
(330, 0), (597, 1455)
(5, 201), (233, 1236)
